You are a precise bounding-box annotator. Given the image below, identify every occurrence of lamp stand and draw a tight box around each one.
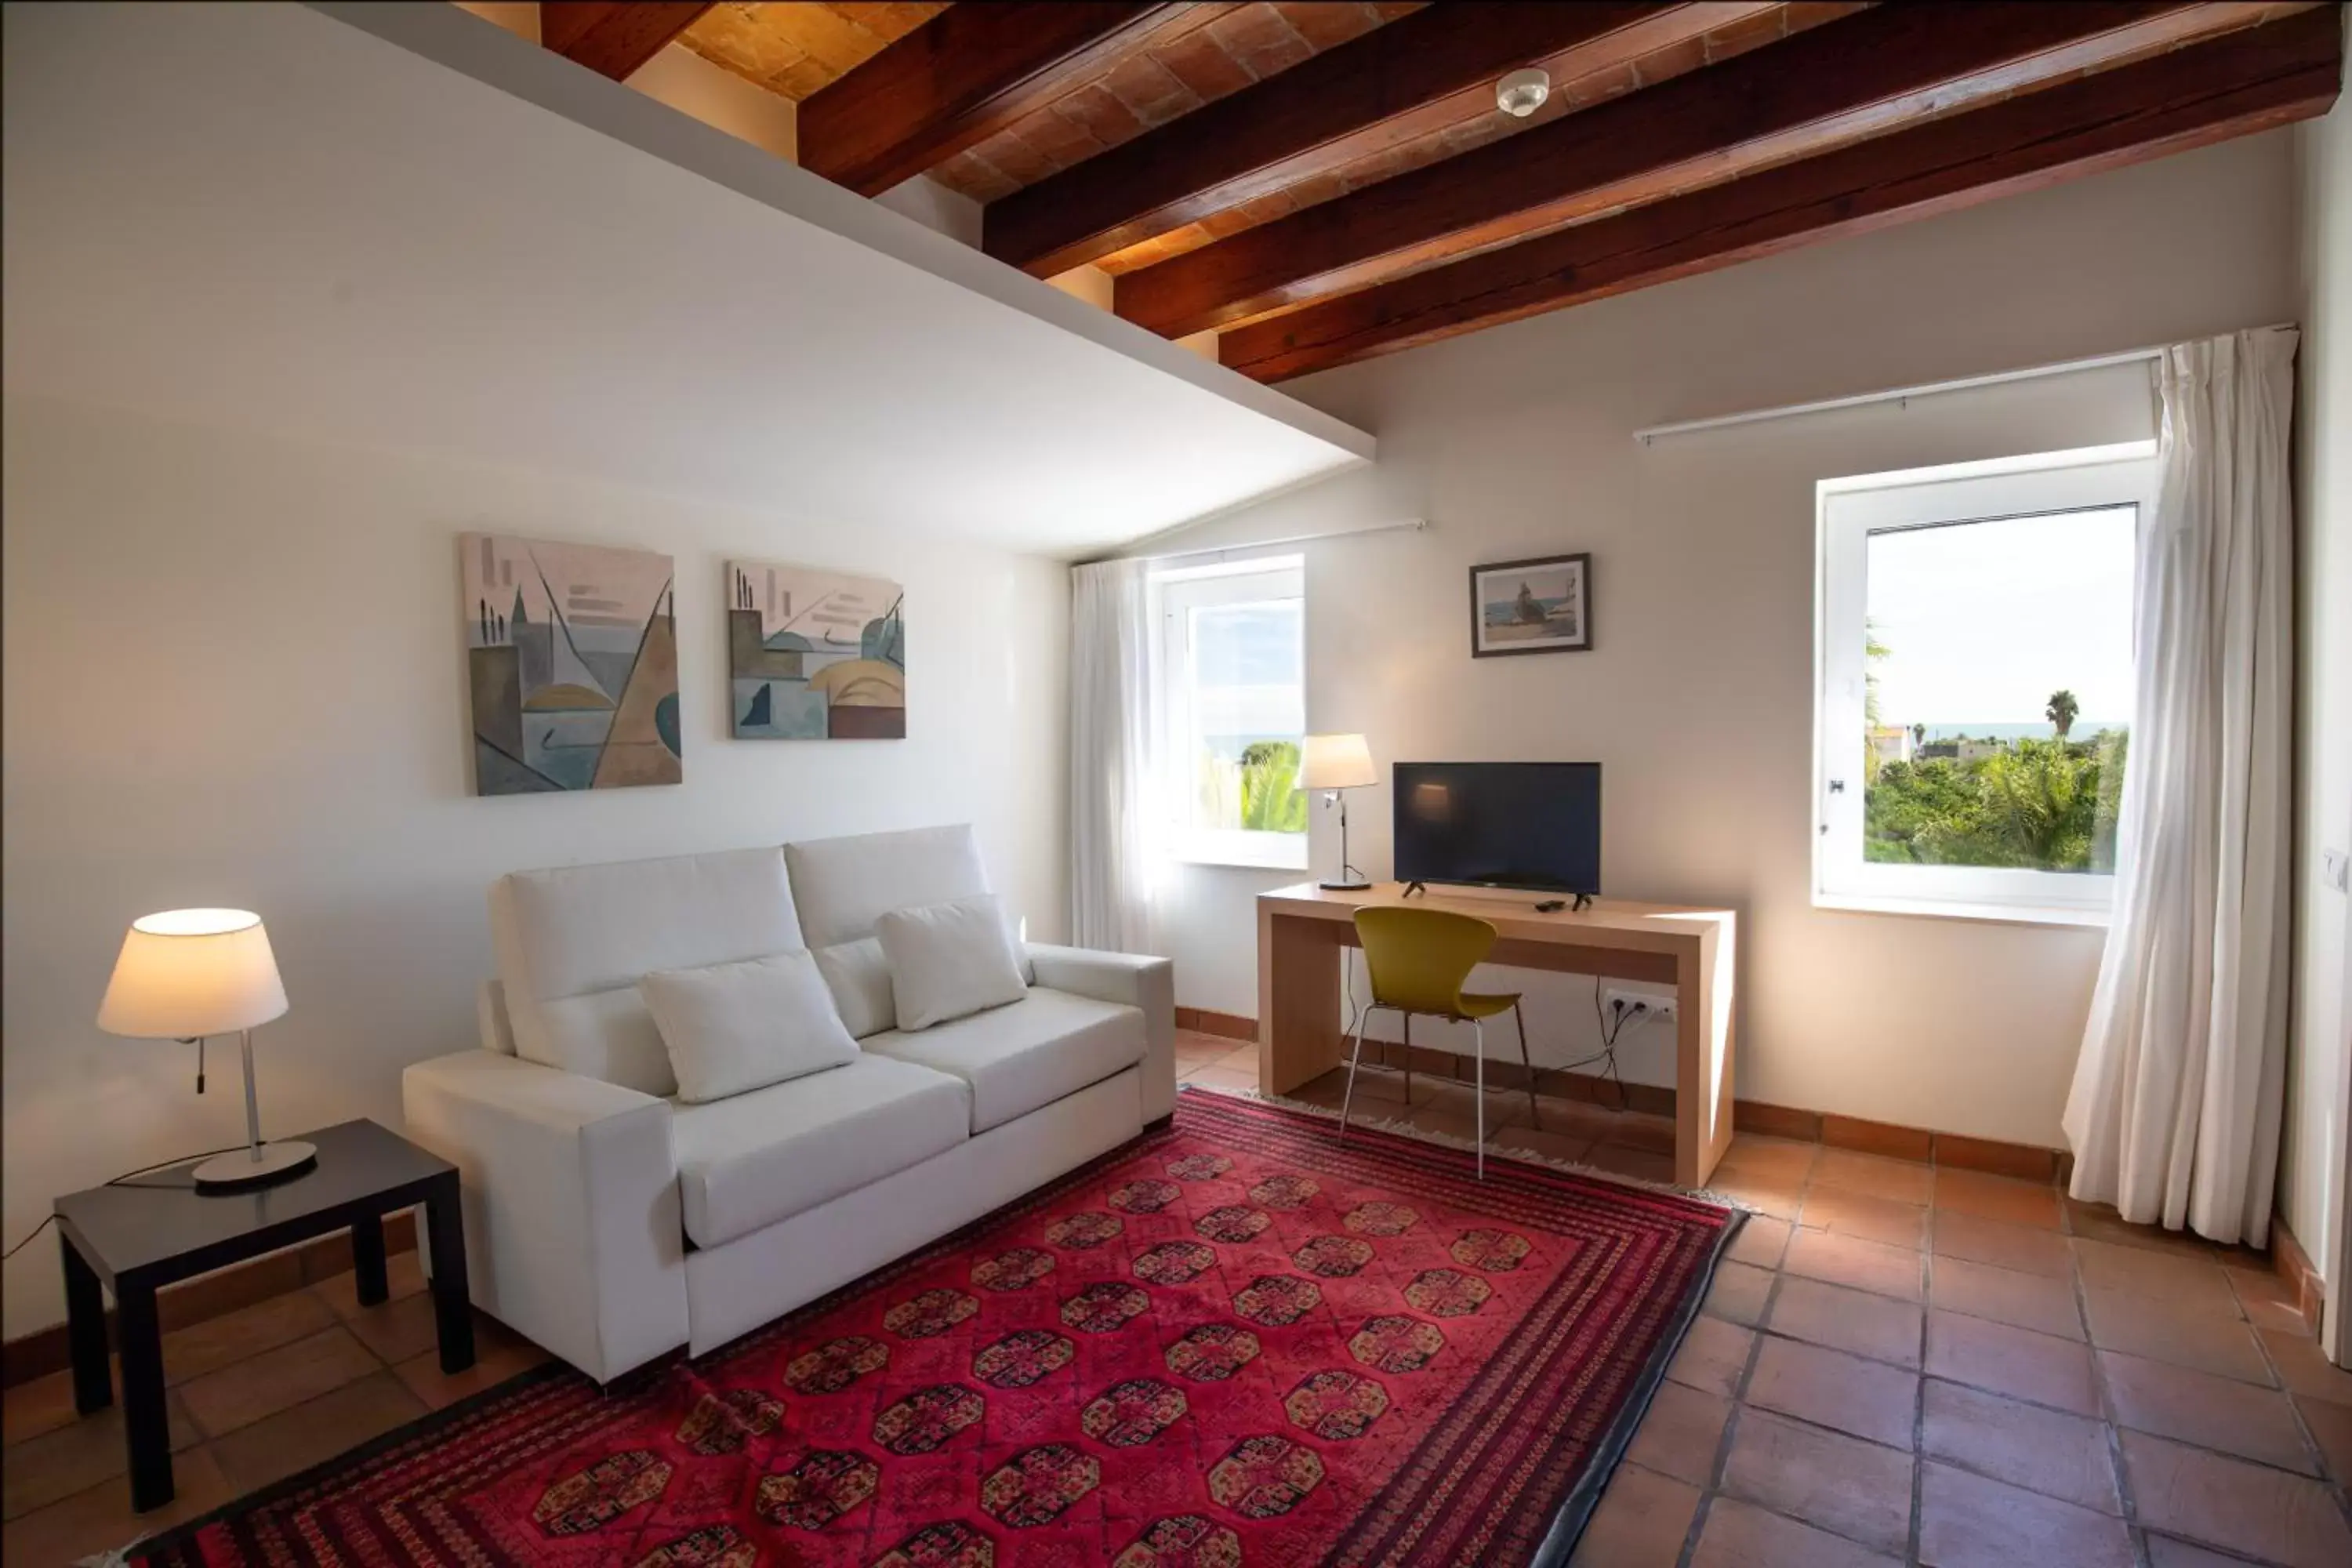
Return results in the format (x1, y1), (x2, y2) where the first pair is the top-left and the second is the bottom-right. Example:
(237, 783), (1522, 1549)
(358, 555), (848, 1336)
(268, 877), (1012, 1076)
(1320, 790), (1371, 891)
(192, 1029), (317, 1190)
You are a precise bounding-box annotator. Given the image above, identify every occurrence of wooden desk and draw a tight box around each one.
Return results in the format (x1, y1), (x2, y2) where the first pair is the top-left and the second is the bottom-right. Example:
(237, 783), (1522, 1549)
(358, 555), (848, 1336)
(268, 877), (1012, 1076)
(1256, 883), (1737, 1188)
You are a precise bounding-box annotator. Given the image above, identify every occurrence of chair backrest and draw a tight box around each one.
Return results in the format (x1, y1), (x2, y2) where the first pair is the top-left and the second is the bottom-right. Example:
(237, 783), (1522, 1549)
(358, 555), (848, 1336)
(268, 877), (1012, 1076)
(1353, 906), (1497, 1017)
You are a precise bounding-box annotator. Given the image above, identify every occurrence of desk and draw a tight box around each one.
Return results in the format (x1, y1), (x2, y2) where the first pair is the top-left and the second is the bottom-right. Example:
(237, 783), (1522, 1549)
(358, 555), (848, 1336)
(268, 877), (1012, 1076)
(1256, 883), (1737, 1188)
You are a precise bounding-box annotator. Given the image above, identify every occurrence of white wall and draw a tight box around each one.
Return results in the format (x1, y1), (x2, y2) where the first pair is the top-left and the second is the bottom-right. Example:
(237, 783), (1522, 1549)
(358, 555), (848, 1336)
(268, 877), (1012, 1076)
(2284, 78), (2352, 1294)
(0, 395), (1069, 1339)
(1142, 132), (2301, 1151)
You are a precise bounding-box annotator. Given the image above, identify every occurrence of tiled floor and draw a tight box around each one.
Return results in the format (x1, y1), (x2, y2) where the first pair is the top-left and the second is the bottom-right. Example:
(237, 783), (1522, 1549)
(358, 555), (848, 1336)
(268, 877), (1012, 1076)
(1, 1251), (550, 1564)
(7, 1030), (2347, 1566)
(1233, 1043), (2352, 1568)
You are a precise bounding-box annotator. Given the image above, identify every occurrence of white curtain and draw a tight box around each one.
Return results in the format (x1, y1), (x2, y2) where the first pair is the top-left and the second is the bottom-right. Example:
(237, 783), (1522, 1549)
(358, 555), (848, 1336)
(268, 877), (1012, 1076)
(2062, 328), (2297, 1247)
(1068, 558), (1156, 952)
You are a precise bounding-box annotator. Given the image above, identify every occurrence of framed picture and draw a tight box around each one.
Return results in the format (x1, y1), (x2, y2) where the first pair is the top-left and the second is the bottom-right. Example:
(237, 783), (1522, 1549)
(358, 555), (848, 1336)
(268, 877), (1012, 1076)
(460, 534), (681, 794)
(725, 561), (905, 739)
(1470, 552), (1592, 657)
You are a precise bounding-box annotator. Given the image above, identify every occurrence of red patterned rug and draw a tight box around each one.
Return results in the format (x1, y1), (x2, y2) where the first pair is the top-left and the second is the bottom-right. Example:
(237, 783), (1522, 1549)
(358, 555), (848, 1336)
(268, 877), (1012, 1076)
(136, 1090), (1737, 1568)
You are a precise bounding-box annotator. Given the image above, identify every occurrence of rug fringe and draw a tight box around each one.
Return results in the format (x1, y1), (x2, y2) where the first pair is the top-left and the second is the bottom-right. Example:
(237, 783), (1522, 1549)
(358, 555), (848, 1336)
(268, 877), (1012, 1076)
(1179, 1081), (1759, 1214)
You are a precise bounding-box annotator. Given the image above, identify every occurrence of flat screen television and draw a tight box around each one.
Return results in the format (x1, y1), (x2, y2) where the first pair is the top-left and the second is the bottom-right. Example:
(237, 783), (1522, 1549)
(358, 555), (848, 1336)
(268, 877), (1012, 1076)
(1392, 762), (1601, 896)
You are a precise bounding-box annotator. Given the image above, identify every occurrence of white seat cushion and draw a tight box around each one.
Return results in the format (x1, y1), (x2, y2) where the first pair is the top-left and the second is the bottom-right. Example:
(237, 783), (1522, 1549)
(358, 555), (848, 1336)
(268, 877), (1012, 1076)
(672, 1055), (970, 1248)
(863, 988), (1145, 1133)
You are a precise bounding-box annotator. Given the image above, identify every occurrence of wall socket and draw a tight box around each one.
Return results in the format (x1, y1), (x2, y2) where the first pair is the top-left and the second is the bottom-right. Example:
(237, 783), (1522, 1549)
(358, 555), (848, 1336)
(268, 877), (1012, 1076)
(2324, 847), (2349, 894)
(1601, 989), (1677, 1025)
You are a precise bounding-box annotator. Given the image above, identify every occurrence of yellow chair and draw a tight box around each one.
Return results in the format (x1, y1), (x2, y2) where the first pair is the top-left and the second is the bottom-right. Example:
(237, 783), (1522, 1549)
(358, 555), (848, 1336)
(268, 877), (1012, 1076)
(1345, 906), (1538, 1178)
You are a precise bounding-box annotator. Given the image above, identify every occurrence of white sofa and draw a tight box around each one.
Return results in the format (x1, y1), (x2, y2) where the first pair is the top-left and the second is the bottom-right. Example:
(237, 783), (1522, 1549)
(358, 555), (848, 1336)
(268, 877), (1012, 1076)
(401, 825), (1175, 1384)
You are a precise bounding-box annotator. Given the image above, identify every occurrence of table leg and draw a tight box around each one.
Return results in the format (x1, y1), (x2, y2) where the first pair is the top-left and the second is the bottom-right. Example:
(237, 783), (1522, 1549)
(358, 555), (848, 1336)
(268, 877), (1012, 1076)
(1258, 909), (1345, 1095)
(117, 1282), (172, 1512)
(424, 1175), (476, 1374)
(60, 1233), (111, 1415)
(350, 1210), (390, 1307)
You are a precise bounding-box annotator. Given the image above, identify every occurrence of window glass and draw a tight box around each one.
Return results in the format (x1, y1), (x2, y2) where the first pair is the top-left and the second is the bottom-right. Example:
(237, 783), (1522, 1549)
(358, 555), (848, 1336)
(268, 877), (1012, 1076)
(1862, 507), (2134, 875)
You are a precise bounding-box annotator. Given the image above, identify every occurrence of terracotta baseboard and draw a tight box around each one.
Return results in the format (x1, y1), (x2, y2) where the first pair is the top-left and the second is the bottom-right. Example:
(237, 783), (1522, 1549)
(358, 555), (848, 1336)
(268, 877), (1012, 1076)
(1174, 1006), (1257, 1043)
(2, 1208), (419, 1388)
(1206, 1017), (2075, 1185)
(2274, 1211), (2327, 1325)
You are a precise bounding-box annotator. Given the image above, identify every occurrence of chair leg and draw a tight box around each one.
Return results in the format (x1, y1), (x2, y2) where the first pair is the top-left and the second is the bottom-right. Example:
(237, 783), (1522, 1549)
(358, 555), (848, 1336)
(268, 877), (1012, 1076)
(1339, 1007), (1371, 1139)
(1401, 1013), (1412, 1104)
(1473, 1020), (1486, 1181)
(1513, 1002), (1539, 1129)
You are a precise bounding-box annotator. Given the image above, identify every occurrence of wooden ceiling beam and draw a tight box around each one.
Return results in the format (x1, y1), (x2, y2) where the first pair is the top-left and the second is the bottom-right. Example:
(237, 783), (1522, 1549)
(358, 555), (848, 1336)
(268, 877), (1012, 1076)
(1218, 7), (2342, 383)
(983, 2), (1784, 280)
(797, 3), (1206, 198)
(1119, 0), (2300, 339)
(539, 2), (714, 82)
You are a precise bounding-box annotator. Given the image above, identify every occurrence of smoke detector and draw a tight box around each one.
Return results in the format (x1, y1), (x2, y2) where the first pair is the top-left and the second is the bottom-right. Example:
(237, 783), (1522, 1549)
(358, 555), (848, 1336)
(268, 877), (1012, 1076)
(1496, 67), (1551, 119)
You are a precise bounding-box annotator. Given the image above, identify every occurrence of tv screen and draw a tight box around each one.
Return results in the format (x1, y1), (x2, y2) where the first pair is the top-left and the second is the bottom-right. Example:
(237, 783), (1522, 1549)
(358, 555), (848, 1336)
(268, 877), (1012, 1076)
(1392, 762), (1601, 895)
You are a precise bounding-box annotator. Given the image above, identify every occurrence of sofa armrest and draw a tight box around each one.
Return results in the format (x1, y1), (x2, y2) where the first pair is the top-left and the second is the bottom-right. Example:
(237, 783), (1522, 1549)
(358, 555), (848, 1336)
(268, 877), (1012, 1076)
(401, 1051), (687, 1384)
(1028, 946), (1178, 1123)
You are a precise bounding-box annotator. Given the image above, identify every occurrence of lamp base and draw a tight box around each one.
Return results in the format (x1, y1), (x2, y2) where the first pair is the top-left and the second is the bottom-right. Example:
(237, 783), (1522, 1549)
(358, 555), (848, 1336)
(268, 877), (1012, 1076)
(193, 1141), (317, 1191)
(1318, 879), (1372, 891)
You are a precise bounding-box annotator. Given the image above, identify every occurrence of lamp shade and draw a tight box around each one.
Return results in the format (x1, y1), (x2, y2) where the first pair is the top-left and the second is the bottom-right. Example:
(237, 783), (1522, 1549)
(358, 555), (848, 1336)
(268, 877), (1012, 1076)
(1301, 733), (1377, 790)
(96, 909), (288, 1038)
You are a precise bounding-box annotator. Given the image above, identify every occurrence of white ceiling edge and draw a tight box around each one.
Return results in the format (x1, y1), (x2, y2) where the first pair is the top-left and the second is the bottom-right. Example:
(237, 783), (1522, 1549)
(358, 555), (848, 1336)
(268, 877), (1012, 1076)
(0, 1), (1372, 557)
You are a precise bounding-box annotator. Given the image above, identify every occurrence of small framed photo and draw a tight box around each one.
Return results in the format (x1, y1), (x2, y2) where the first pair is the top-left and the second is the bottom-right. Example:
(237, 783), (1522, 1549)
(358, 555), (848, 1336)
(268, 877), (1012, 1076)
(1470, 553), (1592, 657)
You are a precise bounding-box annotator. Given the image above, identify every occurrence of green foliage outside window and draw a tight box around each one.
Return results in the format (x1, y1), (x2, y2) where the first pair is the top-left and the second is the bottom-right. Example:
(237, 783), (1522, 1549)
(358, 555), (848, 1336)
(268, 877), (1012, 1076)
(1864, 731), (2127, 873)
(1237, 740), (1308, 833)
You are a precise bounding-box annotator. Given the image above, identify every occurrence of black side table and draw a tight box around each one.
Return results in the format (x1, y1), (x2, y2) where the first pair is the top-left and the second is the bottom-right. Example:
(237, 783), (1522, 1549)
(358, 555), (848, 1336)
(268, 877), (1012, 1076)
(53, 1118), (475, 1512)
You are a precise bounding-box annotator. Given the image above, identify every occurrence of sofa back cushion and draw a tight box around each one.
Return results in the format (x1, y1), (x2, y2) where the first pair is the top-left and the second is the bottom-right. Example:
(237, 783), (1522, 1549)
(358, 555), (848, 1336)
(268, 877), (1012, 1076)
(490, 847), (803, 1094)
(640, 951), (859, 1103)
(785, 825), (993, 949)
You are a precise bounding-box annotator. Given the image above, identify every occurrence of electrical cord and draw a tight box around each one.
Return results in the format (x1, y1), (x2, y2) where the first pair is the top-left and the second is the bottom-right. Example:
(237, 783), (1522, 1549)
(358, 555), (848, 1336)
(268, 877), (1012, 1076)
(1, 1142), (254, 1261)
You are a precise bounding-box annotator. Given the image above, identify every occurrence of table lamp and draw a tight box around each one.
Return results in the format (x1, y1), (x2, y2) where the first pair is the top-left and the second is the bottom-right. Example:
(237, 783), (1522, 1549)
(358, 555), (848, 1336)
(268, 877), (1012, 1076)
(96, 909), (315, 1189)
(1302, 733), (1377, 891)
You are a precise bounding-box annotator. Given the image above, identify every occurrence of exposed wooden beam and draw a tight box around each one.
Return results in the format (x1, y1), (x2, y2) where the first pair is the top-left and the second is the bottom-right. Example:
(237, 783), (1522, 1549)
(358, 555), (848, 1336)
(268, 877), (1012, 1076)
(539, 2), (714, 82)
(1120, 1), (2299, 338)
(1218, 7), (2342, 383)
(984, 2), (1786, 279)
(798, 3), (1203, 198)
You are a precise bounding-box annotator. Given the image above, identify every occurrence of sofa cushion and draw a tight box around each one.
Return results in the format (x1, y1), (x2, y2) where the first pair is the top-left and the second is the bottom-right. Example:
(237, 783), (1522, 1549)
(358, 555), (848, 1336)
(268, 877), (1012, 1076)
(785, 825), (992, 949)
(640, 951), (860, 1104)
(814, 938), (896, 1038)
(863, 988), (1145, 1133)
(493, 847), (803, 1094)
(672, 1055), (969, 1248)
(877, 895), (1029, 1031)
(537, 987), (677, 1098)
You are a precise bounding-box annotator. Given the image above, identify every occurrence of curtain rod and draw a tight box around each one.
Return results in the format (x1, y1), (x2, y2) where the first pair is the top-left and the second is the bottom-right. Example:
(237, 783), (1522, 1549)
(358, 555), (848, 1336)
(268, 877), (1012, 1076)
(1131, 517), (1428, 564)
(1631, 323), (2296, 445)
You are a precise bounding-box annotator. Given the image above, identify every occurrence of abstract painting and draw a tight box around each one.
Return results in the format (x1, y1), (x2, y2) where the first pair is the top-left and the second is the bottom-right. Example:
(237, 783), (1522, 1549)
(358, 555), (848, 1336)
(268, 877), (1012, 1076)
(727, 561), (905, 739)
(1470, 552), (1592, 658)
(462, 534), (681, 794)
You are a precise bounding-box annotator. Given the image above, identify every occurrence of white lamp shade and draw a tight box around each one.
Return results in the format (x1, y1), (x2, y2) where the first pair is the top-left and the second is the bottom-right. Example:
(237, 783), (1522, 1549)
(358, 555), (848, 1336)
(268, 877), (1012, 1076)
(96, 909), (289, 1038)
(1301, 733), (1377, 791)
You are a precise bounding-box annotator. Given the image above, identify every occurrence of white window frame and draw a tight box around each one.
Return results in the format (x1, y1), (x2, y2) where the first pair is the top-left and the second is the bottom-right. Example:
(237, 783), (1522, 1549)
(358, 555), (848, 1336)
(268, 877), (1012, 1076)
(1154, 557), (1308, 871)
(1813, 441), (2157, 924)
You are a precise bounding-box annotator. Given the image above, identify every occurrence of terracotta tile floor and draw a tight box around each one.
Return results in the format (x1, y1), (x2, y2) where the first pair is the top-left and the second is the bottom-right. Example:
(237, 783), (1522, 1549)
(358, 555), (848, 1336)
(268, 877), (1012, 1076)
(7, 1030), (2347, 1566)
(1243, 1047), (2352, 1568)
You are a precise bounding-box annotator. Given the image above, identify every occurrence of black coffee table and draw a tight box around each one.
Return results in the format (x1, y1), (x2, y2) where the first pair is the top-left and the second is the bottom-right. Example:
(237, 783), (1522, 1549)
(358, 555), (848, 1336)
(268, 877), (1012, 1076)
(53, 1118), (474, 1512)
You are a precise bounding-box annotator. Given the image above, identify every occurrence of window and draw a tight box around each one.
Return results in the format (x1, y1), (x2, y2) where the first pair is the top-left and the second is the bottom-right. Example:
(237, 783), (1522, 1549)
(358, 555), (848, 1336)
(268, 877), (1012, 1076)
(1156, 557), (1307, 869)
(1814, 443), (2155, 921)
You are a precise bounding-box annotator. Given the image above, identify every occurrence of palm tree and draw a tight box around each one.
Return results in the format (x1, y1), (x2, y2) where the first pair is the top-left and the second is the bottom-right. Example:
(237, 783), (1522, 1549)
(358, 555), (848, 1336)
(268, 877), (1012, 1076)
(1911, 722), (1926, 749)
(2046, 689), (2080, 741)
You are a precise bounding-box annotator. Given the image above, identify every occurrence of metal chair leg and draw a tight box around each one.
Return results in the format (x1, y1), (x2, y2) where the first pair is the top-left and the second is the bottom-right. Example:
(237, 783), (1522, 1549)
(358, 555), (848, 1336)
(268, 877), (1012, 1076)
(1340, 1006), (1372, 1138)
(1473, 1020), (1486, 1181)
(1513, 1002), (1539, 1129)
(1401, 1013), (1412, 1104)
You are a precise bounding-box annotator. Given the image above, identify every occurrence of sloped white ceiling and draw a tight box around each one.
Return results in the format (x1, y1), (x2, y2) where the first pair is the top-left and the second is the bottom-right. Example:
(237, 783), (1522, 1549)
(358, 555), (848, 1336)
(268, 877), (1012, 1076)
(1, 1), (1373, 557)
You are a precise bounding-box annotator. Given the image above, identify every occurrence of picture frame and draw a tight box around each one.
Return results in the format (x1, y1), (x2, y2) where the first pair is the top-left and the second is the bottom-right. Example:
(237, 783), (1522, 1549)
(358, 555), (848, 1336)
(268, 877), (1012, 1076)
(1469, 552), (1592, 657)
